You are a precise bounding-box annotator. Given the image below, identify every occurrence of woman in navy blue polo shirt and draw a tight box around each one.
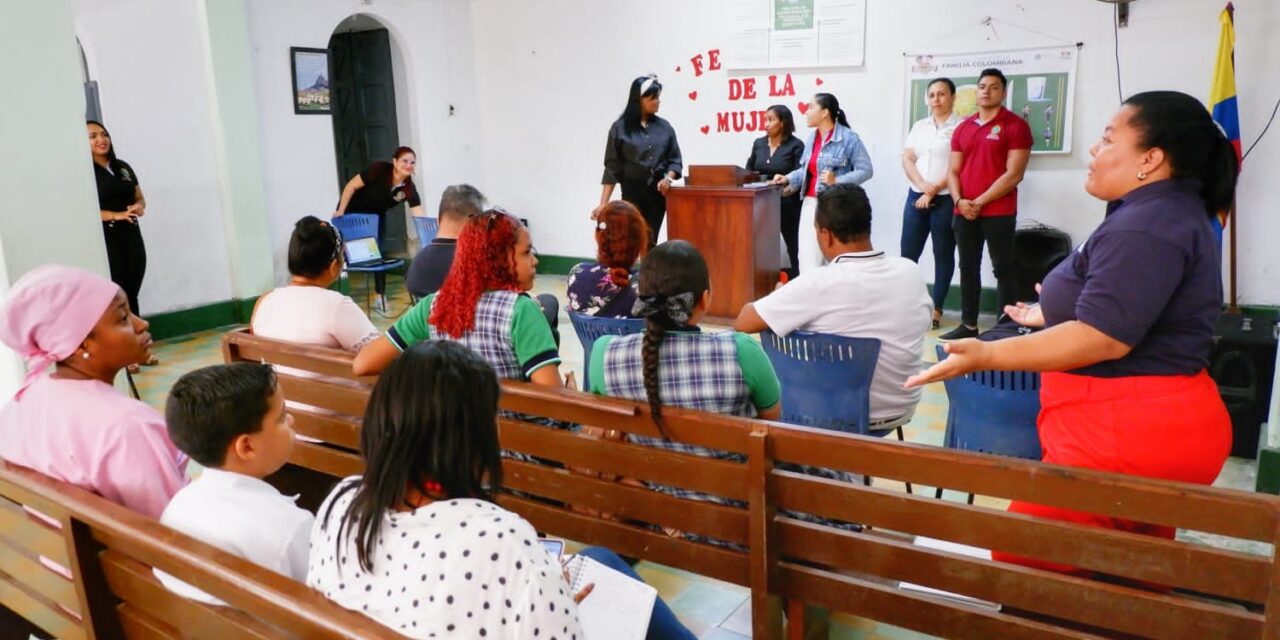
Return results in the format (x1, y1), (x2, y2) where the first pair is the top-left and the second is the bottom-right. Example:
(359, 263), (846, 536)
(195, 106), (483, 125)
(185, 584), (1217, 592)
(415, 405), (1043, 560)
(908, 91), (1236, 572)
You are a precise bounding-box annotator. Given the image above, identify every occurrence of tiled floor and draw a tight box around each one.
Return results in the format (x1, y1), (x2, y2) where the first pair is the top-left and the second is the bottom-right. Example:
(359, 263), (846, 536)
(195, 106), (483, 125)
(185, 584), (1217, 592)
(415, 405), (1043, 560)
(130, 274), (1264, 640)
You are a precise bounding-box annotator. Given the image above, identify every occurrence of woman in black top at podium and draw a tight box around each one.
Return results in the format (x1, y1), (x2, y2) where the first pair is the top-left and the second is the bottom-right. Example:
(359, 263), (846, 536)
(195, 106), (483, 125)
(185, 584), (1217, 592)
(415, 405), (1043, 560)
(601, 74), (683, 247)
(746, 105), (805, 279)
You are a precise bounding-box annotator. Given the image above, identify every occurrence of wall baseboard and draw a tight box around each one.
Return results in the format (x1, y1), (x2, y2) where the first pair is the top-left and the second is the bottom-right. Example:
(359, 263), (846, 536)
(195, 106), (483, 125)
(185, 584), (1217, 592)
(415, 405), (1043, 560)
(143, 278), (354, 341)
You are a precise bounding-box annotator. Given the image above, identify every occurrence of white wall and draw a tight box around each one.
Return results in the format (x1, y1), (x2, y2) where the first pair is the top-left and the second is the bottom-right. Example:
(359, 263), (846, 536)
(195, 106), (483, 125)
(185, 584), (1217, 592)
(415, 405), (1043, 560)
(72, 0), (235, 314)
(471, 0), (1280, 306)
(245, 0), (483, 284)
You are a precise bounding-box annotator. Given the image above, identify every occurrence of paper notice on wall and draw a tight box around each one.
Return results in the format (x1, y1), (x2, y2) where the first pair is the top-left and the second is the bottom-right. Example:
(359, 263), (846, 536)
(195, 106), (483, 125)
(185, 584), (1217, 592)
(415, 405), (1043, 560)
(725, 0), (865, 69)
(769, 32), (818, 67)
(727, 2), (771, 69)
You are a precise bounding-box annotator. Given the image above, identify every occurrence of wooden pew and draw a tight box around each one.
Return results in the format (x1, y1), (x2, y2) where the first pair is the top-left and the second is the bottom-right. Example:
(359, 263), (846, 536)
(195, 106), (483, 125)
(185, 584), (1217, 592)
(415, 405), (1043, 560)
(0, 461), (406, 640)
(223, 329), (777, 635)
(223, 329), (1280, 639)
(767, 424), (1280, 639)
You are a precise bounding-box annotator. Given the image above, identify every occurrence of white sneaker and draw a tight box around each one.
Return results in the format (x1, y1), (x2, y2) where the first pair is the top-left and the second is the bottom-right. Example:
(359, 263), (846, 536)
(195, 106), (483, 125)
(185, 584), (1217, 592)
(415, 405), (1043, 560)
(374, 294), (388, 313)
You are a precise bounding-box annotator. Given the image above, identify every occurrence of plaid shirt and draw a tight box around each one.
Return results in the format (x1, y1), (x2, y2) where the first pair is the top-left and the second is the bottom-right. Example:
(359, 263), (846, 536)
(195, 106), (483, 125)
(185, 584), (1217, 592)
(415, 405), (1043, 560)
(428, 291), (522, 380)
(601, 330), (861, 542)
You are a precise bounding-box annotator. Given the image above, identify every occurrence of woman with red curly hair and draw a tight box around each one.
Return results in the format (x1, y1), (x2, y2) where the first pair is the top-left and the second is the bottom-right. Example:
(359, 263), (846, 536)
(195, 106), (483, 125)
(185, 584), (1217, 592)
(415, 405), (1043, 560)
(353, 210), (563, 387)
(567, 201), (649, 317)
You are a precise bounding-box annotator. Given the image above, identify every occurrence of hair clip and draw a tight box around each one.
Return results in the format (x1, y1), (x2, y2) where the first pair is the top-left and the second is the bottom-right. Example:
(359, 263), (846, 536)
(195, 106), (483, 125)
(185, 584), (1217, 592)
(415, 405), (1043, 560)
(597, 222), (608, 230)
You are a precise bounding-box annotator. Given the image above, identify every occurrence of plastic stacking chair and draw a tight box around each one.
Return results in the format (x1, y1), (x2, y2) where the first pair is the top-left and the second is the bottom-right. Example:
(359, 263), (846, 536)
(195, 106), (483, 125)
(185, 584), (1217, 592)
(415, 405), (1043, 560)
(762, 330), (914, 492)
(760, 330), (881, 434)
(412, 215), (440, 250)
(935, 344), (1043, 503)
(330, 213), (405, 312)
(568, 311), (645, 387)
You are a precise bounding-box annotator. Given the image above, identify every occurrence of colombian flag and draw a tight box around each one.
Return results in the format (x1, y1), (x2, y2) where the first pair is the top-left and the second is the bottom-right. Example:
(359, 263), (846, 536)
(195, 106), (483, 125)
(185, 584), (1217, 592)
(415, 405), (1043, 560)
(1209, 2), (1241, 238)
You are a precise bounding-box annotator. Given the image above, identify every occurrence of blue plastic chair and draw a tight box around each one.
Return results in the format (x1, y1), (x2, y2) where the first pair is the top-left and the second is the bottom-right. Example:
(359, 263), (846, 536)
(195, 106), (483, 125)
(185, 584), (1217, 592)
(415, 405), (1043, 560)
(330, 213), (405, 311)
(760, 330), (881, 435)
(412, 215), (439, 250)
(935, 344), (1043, 501)
(568, 311), (645, 387)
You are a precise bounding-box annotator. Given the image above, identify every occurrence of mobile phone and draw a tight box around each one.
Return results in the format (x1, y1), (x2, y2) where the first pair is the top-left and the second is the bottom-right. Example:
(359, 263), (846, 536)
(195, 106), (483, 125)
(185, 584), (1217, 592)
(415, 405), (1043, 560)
(539, 538), (564, 559)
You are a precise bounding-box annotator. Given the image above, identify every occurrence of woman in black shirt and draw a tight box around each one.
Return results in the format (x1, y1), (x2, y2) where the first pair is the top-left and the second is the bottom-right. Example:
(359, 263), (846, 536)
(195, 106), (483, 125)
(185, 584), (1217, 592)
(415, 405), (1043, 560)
(333, 146), (425, 303)
(88, 121), (149, 316)
(600, 74), (683, 246)
(746, 105), (805, 278)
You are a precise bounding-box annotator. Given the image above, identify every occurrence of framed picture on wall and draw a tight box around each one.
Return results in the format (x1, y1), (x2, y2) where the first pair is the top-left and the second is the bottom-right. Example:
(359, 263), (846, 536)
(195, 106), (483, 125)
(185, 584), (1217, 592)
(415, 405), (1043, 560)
(290, 47), (330, 114)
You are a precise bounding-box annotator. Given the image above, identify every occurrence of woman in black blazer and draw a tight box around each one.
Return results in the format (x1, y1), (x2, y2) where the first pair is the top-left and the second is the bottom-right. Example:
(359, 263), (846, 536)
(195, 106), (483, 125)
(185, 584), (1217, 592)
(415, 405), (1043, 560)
(746, 105), (805, 278)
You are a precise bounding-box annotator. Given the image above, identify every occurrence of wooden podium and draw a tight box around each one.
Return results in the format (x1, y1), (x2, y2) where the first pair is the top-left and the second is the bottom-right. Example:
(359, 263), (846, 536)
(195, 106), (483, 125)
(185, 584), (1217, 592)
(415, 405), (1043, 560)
(667, 165), (781, 323)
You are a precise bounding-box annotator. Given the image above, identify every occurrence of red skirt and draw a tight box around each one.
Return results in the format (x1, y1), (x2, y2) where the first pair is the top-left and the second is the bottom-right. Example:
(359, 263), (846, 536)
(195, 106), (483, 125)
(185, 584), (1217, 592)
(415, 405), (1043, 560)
(991, 369), (1231, 574)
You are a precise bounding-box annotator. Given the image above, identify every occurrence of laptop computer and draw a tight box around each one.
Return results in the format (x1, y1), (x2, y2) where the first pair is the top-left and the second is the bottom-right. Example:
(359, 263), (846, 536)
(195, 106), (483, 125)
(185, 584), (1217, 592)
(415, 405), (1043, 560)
(343, 237), (398, 268)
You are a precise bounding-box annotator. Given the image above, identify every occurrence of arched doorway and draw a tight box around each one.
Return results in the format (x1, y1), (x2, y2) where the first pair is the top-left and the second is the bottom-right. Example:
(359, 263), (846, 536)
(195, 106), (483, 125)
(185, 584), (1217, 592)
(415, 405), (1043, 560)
(328, 14), (407, 253)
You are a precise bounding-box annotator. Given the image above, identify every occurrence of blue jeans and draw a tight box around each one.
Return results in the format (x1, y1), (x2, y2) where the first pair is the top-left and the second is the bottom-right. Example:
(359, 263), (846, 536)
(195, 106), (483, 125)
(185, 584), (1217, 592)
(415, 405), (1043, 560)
(578, 546), (696, 640)
(899, 190), (956, 311)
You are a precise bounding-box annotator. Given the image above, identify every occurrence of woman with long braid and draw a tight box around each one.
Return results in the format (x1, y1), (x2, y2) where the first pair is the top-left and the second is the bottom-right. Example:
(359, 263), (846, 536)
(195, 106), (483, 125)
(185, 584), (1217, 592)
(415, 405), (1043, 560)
(585, 241), (779, 517)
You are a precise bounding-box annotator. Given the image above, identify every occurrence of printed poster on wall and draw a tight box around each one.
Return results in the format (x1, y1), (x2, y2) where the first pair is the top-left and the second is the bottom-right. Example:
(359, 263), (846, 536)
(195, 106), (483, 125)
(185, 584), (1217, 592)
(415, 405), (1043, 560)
(905, 46), (1079, 154)
(726, 0), (866, 69)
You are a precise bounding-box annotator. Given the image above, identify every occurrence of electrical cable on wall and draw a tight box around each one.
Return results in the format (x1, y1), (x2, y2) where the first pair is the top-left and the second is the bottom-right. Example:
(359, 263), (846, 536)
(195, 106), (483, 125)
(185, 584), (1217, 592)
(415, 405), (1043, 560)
(1243, 97), (1280, 161)
(1113, 4), (1123, 103)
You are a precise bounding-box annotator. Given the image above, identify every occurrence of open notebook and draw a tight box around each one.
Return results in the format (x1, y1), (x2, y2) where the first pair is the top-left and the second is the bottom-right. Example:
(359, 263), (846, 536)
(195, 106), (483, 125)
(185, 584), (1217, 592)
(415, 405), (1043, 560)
(564, 554), (657, 640)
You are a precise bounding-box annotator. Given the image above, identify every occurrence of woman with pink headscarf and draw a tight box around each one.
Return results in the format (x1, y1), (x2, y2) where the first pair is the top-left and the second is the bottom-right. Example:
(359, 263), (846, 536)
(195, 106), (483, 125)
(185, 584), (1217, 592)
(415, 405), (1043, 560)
(0, 265), (187, 518)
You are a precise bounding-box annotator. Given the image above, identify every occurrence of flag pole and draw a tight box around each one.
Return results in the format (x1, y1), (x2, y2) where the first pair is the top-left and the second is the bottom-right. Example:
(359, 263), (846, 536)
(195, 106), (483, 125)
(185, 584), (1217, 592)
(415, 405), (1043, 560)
(1222, 2), (1240, 314)
(1228, 202), (1239, 313)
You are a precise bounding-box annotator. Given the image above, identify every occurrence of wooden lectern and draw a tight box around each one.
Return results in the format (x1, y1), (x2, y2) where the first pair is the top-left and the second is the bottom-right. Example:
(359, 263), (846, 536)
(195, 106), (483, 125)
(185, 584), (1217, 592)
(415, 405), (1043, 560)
(667, 165), (780, 323)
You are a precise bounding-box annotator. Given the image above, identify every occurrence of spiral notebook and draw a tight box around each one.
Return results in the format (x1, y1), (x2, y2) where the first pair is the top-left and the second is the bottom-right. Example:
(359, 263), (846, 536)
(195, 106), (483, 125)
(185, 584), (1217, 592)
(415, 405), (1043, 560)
(564, 554), (656, 640)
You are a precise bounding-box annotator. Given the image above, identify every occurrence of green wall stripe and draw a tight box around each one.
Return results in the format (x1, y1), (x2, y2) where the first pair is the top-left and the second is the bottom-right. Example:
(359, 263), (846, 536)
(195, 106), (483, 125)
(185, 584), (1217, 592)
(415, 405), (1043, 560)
(537, 254), (589, 276)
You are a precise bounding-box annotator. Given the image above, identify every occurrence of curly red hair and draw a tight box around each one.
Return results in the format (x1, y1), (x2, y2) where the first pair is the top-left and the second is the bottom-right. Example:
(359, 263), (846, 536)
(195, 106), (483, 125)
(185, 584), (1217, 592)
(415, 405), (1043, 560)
(593, 201), (649, 288)
(430, 210), (524, 338)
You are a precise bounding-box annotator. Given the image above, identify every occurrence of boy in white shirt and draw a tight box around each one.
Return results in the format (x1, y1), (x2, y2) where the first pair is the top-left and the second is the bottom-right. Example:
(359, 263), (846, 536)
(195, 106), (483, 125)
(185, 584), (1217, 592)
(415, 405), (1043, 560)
(735, 183), (932, 423)
(156, 362), (313, 606)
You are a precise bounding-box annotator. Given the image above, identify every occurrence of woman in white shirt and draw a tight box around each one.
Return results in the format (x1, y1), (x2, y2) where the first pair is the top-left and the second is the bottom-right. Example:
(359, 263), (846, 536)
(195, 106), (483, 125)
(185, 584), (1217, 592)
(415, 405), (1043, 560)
(309, 340), (694, 639)
(900, 78), (961, 329)
(252, 216), (379, 351)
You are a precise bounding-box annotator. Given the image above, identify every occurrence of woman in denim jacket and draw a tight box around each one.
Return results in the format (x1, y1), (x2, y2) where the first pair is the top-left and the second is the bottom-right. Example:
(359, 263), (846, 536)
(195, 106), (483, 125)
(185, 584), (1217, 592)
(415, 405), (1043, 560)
(773, 93), (873, 273)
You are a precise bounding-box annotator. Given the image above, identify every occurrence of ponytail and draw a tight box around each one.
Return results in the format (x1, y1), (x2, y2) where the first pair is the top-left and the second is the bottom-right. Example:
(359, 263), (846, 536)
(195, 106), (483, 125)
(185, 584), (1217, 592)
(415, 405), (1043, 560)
(1202, 130), (1240, 217)
(813, 93), (850, 128)
(1123, 91), (1239, 217)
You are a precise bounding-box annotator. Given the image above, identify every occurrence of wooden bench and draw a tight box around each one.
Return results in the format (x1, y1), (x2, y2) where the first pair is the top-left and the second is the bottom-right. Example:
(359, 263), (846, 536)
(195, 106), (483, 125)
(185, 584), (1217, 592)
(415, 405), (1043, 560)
(224, 329), (1280, 639)
(0, 461), (406, 639)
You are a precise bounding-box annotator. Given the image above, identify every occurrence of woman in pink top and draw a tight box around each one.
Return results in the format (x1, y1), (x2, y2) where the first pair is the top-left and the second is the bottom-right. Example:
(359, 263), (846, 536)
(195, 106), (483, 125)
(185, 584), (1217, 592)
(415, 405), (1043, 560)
(251, 216), (379, 352)
(0, 265), (187, 518)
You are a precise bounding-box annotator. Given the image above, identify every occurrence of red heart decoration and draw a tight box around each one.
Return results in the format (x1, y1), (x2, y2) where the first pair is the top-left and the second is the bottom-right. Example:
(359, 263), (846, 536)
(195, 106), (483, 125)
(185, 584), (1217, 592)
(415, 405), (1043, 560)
(700, 125), (711, 135)
(688, 90), (698, 101)
(816, 77), (824, 86)
(675, 65), (682, 73)
(797, 101), (809, 115)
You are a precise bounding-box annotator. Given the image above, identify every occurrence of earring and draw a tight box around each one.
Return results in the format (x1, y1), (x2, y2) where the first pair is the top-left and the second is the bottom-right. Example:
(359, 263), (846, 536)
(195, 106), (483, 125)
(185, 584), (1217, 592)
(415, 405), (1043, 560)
(82, 351), (90, 359)
(1137, 171), (1148, 181)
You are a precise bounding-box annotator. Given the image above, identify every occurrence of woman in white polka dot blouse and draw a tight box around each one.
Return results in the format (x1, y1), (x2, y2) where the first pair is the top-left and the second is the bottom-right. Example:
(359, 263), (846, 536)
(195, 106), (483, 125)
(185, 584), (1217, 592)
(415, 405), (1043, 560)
(308, 341), (694, 639)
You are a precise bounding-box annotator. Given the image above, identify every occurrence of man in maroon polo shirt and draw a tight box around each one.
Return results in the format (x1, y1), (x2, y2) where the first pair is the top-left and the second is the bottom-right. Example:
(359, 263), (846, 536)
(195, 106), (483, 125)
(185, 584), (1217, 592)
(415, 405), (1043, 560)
(940, 68), (1032, 341)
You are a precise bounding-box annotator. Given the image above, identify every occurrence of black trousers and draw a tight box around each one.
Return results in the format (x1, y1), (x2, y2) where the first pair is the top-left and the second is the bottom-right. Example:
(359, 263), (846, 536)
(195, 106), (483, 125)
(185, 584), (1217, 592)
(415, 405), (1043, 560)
(952, 214), (1017, 327)
(621, 182), (666, 247)
(779, 194), (802, 279)
(103, 221), (147, 315)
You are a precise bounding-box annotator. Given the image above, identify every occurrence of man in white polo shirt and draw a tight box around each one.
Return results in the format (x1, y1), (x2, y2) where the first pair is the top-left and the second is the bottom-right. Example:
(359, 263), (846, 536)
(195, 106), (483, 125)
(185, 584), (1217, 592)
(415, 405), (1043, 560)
(734, 183), (932, 424)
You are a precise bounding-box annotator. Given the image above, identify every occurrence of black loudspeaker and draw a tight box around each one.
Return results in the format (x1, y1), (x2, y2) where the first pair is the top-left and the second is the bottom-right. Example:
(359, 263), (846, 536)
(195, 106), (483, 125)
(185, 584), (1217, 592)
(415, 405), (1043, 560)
(1210, 310), (1278, 458)
(1012, 226), (1072, 303)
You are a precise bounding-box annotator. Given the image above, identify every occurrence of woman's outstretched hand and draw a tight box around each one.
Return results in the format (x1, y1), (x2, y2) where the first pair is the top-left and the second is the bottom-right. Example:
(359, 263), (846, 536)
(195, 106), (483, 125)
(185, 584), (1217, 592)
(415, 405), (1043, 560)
(905, 339), (988, 388)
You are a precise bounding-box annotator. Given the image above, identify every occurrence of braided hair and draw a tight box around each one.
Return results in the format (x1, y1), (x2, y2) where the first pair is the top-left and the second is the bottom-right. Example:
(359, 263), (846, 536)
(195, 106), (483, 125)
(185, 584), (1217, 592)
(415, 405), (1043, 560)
(633, 240), (710, 435)
(593, 201), (649, 288)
